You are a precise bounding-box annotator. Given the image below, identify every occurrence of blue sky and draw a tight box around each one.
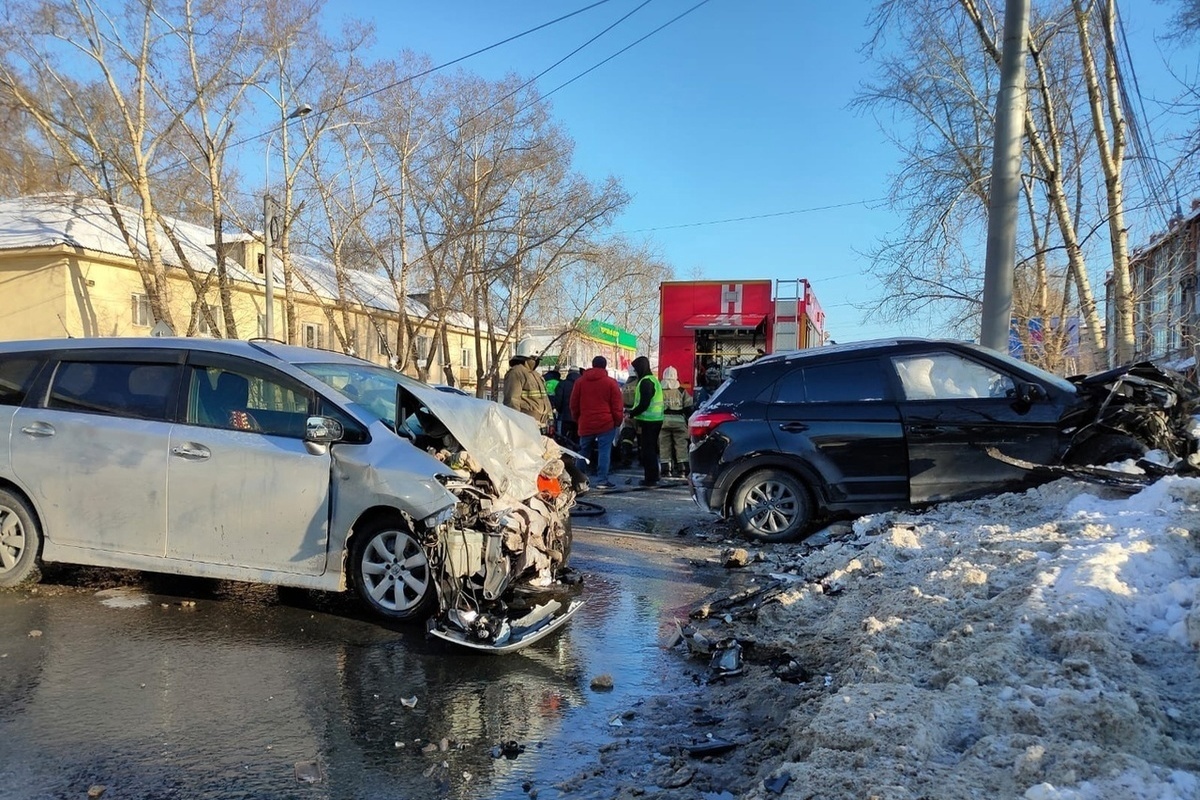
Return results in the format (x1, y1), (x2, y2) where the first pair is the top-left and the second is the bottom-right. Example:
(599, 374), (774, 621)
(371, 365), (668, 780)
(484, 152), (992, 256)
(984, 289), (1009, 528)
(329, 0), (1192, 343)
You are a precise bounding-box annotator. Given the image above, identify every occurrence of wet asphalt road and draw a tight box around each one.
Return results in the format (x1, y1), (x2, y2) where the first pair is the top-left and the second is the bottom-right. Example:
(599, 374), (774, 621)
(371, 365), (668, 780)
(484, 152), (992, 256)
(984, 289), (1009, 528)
(0, 481), (731, 800)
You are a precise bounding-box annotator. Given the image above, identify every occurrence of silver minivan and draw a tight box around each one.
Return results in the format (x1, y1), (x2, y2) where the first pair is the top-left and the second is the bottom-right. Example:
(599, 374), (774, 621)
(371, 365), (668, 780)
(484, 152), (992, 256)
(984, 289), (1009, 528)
(0, 338), (579, 652)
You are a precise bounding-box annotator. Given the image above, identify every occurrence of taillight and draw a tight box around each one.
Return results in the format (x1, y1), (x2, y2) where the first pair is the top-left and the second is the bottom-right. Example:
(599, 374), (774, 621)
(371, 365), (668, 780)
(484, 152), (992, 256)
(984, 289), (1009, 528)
(689, 410), (738, 438)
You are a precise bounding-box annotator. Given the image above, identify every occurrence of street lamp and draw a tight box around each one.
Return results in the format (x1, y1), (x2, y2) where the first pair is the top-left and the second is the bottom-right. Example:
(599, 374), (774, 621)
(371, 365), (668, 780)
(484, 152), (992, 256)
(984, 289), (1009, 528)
(263, 103), (313, 340)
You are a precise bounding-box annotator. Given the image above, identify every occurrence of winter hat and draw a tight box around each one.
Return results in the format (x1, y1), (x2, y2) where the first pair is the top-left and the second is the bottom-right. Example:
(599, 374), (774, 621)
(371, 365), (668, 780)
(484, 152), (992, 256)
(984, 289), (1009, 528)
(592, 355), (607, 369)
(661, 366), (680, 390)
(632, 355), (651, 377)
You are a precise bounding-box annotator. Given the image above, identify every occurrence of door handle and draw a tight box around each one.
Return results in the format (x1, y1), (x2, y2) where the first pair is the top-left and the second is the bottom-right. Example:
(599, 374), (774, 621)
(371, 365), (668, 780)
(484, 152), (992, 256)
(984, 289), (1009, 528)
(909, 424), (948, 437)
(20, 422), (55, 438)
(171, 444), (211, 460)
(778, 422), (809, 433)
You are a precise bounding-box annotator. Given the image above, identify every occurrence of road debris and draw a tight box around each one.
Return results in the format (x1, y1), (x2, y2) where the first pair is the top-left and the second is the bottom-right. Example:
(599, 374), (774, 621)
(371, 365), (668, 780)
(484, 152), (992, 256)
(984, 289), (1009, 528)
(490, 740), (525, 759)
(590, 673), (614, 691)
(293, 761), (323, 784)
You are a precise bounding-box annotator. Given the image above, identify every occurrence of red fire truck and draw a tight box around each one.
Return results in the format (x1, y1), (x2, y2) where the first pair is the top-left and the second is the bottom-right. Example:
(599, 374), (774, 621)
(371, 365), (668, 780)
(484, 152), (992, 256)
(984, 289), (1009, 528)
(658, 278), (825, 390)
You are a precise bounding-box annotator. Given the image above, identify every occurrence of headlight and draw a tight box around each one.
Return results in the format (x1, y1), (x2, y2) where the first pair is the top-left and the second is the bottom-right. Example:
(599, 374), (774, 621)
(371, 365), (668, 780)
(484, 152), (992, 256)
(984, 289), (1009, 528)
(422, 504), (456, 529)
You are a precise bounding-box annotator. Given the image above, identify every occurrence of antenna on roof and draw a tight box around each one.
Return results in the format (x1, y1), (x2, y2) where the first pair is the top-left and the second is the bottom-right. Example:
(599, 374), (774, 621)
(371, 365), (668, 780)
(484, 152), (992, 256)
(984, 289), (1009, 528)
(56, 314), (73, 338)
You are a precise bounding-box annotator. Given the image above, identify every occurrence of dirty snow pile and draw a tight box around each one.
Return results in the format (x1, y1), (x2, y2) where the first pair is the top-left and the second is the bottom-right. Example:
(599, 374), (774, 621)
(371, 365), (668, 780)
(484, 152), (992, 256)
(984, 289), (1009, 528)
(731, 477), (1200, 800)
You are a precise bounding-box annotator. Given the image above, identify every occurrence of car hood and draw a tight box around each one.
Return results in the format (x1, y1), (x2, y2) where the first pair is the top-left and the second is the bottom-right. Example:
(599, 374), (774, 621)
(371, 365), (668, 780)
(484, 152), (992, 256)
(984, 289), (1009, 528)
(396, 382), (553, 503)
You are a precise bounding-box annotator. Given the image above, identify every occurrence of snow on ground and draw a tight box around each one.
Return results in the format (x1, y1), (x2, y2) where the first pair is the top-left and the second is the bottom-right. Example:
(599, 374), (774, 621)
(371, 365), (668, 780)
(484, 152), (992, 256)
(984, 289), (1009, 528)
(713, 477), (1200, 800)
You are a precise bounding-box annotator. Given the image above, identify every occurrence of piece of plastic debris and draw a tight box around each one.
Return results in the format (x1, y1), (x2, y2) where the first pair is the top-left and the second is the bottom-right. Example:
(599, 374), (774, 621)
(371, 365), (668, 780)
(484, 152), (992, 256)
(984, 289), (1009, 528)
(824, 674), (833, 687)
(685, 736), (737, 757)
(763, 773), (792, 794)
(400, 696), (418, 708)
(394, 741), (404, 749)
(590, 674), (614, 691)
(608, 715), (624, 727)
(490, 741), (525, 759)
(709, 639), (744, 677)
(294, 761), (323, 784)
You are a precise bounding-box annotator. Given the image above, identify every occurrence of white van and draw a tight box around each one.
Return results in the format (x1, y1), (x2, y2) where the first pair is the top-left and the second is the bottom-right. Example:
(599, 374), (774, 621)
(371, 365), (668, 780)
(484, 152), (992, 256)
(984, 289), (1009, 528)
(0, 338), (580, 652)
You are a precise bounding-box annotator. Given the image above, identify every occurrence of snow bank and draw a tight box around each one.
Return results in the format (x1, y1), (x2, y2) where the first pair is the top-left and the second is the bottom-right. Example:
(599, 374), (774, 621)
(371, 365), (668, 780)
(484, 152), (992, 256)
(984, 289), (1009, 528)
(729, 478), (1200, 800)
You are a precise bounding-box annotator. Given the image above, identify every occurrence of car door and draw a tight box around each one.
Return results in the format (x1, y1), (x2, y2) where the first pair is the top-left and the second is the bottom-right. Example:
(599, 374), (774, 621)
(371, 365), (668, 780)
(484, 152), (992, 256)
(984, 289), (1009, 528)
(10, 351), (182, 557)
(166, 354), (331, 575)
(766, 358), (908, 505)
(891, 351), (1063, 503)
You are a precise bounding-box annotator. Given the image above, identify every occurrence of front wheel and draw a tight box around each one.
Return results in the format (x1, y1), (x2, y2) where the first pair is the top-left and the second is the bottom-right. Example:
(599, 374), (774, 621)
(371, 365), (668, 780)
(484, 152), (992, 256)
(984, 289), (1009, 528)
(731, 469), (812, 543)
(350, 522), (436, 621)
(0, 489), (41, 588)
(1066, 434), (1148, 467)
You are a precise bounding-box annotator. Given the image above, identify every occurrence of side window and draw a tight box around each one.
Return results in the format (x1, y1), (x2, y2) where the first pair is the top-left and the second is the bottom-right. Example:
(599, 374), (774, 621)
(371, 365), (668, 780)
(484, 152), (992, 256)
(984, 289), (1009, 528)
(48, 361), (178, 421)
(893, 354), (1014, 401)
(804, 360), (889, 403)
(185, 365), (311, 437)
(772, 368), (806, 402)
(0, 356), (42, 406)
(317, 397), (369, 444)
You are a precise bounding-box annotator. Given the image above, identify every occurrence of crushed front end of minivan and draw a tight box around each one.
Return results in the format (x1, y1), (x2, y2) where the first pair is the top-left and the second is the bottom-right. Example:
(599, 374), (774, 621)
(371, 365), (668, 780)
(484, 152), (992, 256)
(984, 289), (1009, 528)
(394, 385), (582, 653)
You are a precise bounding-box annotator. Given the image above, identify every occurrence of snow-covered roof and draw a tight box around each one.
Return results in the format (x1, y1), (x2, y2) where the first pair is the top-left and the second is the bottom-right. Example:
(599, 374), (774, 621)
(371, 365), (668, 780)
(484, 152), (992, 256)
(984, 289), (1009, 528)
(0, 194), (502, 335)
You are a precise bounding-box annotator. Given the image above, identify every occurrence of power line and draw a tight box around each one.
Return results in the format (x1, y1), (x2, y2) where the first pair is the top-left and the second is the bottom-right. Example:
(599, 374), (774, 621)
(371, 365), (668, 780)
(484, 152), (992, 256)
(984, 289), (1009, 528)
(150, 0), (618, 178)
(619, 198), (887, 233)
(235, 0), (712, 216)
(541, 0), (713, 100)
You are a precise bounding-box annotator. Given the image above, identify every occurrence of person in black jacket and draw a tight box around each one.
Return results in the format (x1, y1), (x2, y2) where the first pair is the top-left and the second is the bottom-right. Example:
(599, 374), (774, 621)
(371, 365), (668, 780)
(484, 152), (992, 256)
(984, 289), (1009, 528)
(554, 366), (580, 447)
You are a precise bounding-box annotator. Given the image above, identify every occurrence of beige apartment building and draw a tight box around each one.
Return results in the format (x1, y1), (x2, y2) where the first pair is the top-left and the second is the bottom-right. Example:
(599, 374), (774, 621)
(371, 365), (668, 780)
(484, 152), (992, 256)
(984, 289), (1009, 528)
(0, 195), (503, 390)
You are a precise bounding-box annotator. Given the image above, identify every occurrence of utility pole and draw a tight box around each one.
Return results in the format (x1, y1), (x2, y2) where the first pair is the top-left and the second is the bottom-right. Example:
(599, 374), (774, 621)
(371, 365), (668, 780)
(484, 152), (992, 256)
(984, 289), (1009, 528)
(980, 0), (1030, 352)
(263, 195), (275, 339)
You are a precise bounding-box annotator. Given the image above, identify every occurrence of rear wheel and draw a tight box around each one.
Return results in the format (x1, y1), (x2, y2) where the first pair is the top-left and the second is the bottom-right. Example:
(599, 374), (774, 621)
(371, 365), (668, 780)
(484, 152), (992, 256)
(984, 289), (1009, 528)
(0, 489), (40, 588)
(731, 469), (812, 543)
(350, 521), (436, 621)
(1066, 434), (1148, 467)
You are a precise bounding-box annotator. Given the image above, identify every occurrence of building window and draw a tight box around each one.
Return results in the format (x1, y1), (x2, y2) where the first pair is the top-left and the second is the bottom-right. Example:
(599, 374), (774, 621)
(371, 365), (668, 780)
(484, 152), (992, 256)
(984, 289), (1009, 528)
(303, 322), (323, 349)
(416, 335), (430, 361)
(377, 329), (389, 357)
(256, 253), (265, 275)
(131, 293), (153, 327)
(461, 348), (472, 369)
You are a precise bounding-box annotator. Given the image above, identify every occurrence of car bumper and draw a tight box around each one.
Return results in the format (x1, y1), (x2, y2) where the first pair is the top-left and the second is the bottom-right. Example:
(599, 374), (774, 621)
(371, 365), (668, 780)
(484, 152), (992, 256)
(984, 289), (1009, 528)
(690, 474), (721, 517)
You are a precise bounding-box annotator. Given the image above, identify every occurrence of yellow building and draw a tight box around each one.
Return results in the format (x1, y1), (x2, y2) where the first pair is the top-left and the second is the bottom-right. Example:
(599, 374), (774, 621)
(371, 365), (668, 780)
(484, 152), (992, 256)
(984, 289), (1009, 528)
(0, 195), (503, 390)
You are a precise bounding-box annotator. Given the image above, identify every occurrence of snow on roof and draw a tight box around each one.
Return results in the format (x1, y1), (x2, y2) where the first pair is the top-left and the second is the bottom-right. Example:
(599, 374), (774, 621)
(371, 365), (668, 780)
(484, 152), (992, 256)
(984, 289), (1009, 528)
(0, 194), (503, 335)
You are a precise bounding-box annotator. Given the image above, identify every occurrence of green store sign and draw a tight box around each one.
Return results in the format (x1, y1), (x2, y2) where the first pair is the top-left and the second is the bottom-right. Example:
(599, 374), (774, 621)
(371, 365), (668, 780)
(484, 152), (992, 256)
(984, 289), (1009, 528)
(579, 318), (636, 350)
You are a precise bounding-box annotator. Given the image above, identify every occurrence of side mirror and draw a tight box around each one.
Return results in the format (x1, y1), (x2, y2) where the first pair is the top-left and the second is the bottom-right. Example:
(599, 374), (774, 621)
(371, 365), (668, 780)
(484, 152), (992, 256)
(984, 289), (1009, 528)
(306, 416), (344, 444)
(1015, 382), (1045, 405)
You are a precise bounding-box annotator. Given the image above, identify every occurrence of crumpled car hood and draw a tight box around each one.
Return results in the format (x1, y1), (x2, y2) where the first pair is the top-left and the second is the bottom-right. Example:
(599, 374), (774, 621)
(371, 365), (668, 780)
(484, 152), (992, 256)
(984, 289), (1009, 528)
(397, 383), (549, 504)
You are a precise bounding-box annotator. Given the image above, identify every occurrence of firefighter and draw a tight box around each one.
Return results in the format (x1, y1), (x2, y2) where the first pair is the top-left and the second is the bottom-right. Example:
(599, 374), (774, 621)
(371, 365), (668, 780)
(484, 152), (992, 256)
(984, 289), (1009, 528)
(657, 366), (693, 478)
(502, 355), (552, 428)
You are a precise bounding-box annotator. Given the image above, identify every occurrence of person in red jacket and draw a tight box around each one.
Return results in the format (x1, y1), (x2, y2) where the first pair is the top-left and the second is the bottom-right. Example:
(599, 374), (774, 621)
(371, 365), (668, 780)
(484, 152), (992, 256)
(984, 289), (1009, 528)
(569, 355), (624, 489)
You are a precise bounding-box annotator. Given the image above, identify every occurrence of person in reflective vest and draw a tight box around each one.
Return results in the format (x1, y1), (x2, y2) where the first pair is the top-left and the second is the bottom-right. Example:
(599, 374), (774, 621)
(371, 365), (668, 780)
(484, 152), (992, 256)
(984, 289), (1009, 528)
(628, 355), (664, 487)
(658, 366), (693, 478)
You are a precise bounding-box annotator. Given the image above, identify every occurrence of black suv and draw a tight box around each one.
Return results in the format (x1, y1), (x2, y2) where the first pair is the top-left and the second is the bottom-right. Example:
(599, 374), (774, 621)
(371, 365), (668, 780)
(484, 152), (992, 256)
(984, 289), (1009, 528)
(689, 338), (1200, 542)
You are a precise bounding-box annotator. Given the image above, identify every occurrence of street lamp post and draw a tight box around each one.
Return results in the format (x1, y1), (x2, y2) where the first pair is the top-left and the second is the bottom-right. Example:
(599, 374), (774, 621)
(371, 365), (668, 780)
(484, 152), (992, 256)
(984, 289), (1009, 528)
(262, 103), (313, 340)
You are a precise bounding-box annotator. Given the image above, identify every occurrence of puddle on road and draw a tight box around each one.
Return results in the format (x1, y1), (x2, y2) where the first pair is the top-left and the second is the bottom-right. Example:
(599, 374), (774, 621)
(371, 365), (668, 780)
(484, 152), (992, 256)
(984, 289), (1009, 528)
(0, 533), (720, 800)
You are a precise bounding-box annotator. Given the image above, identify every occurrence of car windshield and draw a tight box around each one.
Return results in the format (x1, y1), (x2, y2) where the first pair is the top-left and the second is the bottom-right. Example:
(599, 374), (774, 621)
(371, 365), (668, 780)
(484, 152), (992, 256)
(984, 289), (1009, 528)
(297, 362), (429, 429)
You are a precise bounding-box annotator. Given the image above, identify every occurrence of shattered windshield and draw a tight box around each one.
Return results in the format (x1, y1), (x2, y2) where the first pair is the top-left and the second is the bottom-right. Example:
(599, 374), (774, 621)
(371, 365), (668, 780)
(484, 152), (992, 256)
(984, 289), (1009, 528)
(298, 362), (428, 430)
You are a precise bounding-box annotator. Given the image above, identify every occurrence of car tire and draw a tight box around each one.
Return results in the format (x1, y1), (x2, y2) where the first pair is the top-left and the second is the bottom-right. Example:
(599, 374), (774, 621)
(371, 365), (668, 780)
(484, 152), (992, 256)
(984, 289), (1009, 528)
(1066, 434), (1148, 467)
(731, 469), (812, 543)
(350, 521), (436, 622)
(0, 489), (41, 589)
